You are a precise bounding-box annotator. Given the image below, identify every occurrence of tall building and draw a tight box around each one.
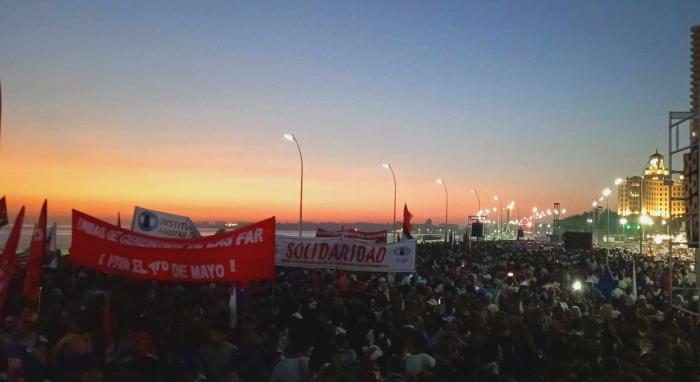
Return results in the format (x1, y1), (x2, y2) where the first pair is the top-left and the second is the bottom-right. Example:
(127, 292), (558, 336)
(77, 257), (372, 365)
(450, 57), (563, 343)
(617, 151), (685, 217)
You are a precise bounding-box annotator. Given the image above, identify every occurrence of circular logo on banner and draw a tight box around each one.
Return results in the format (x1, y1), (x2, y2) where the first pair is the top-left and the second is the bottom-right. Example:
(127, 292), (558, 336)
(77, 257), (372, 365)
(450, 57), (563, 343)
(393, 246), (412, 257)
(138, 211), (159, 232)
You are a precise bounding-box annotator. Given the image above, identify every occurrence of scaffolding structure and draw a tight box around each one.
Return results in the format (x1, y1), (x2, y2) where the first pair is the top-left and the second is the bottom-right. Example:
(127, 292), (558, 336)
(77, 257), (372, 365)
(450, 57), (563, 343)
(667, 111), (698, 307)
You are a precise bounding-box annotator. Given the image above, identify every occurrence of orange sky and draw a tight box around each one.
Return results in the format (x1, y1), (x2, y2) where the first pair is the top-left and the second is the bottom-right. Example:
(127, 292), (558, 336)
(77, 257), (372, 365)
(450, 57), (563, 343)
(1, 114), (582, 225)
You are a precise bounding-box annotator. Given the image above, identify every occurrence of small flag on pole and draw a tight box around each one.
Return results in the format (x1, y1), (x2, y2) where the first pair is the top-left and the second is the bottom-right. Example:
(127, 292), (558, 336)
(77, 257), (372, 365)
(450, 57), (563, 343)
(402, 203), (413, 240)
(44, 223), (58, 269)
(23, 200), (47, 302)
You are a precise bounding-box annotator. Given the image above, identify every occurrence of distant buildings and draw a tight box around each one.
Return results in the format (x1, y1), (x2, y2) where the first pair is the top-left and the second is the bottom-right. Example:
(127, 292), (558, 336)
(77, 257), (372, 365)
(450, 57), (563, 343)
(617, 151), (684, 217)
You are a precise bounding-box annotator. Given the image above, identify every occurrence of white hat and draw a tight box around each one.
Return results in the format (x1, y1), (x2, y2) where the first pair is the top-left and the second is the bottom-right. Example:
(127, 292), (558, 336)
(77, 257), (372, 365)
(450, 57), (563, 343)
(426, 298), (438, 306)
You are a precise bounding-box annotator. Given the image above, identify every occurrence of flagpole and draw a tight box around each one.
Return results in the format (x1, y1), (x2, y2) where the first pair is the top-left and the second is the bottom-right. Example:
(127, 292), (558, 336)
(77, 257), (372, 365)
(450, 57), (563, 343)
(35, 286), (42, 346)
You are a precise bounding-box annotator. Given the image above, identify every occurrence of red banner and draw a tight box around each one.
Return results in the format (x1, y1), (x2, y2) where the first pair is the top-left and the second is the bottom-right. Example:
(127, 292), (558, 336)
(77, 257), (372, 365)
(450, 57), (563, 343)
(315, 228), (387, 242)
(23, 200), (47, 302)
(70, 210), (275, 282)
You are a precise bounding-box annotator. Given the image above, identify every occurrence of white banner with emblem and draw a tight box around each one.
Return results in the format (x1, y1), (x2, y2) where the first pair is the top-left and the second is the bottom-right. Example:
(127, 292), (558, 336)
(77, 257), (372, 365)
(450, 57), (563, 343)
(131, 206), (201, 239)
(275, 236), (415, 272)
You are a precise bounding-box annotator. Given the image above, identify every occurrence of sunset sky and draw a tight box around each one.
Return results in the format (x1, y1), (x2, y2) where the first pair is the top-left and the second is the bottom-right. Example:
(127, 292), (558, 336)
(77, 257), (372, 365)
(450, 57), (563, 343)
(1, 1), (699, 224)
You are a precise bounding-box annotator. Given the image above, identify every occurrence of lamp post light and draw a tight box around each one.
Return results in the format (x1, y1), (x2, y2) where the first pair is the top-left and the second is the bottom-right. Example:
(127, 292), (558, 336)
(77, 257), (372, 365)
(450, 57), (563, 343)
(470, 189), (481, 215)
(283, 133), (304, 237)
(436, 179), (448, 242)
(640, 214), (654, 256)
(591, 201), (598, 244)
(507, 201), (515, 239)
(493, 196), (503, 240)
(603, 187), (612, 245)
(620, 217), (627, 239)
(382, 163), (397, 241)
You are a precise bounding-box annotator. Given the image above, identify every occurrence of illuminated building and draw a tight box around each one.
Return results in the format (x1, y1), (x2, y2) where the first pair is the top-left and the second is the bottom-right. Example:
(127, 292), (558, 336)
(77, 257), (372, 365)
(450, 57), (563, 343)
(617, 151), (685, 217)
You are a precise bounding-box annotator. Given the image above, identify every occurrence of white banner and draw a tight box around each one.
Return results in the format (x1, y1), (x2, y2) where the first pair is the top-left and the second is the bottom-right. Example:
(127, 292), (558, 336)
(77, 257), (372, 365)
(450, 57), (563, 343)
(275, 236), (415, 273)
(131, 206), (201, 239)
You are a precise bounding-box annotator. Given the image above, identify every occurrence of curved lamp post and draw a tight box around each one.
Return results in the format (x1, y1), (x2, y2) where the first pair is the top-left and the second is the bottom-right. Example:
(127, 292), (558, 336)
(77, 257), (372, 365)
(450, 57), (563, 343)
(284, 133), (303, 237)
(382, 163), (397, 241)
(436, 179), (448, 242)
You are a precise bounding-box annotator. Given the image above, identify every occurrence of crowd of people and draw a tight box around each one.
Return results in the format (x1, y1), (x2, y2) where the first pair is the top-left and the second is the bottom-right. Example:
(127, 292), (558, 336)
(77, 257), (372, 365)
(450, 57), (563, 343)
(0, 239), (699, 381)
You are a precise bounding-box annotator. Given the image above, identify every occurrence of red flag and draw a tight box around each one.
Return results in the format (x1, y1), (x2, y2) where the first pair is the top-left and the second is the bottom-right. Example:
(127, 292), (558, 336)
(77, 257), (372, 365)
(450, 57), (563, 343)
(102, 295), (113, 348)
(22, 200), (46, 302)
(117, 212), (121, 229)
(0, 197), (7, 228)
(402, 203), (413, 239)
(0, 207), (25, 315)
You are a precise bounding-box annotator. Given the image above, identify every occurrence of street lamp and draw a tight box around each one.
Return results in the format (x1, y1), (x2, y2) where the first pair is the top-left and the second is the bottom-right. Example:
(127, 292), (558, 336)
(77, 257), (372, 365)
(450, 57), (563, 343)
(507, 201), (516, 239)
(639, 214), (654, 256)
(436, 179), (448, 242)
(382, 163), (397, 241)
(620, 217), (627, 237)
(493, 196), (503, 240)
(284, 133), (303, 237)
(470, 189), (481, 215)
(614, 177), (624, 186)
(603, 187), (612, 245)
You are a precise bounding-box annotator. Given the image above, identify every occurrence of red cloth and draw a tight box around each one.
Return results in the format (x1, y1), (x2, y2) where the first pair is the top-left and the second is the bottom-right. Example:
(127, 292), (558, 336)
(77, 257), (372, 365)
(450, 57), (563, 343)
(0, 207), (25, 315)
(0, 196), (8, 228)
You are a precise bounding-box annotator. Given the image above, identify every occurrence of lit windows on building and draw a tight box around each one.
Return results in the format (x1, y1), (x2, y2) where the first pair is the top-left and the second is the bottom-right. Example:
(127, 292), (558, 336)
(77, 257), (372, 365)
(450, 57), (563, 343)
(616, 151), (685, 218)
